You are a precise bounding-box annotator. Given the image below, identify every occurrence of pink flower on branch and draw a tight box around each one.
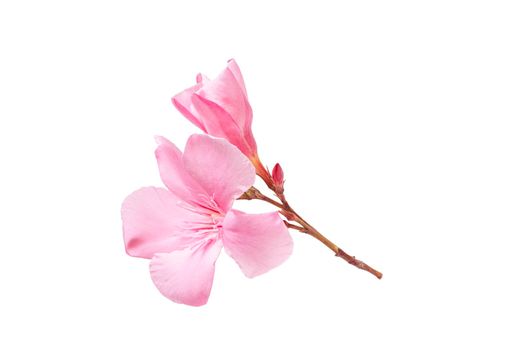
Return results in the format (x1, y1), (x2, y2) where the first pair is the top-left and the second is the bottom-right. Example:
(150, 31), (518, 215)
(171, 59), (272, 186)
(171, 60), (382, 280)
(122, 134), (293, 306)
(123, 60), (382, 306)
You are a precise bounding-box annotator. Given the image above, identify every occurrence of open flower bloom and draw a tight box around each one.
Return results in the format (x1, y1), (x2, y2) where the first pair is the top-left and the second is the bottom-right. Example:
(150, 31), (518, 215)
(121, 134), (293, 306)
(171, 60), (270, 181)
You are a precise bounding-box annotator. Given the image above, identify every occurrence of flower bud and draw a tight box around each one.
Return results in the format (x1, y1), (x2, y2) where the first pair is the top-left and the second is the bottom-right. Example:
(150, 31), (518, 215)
(272, 163), (285, 193)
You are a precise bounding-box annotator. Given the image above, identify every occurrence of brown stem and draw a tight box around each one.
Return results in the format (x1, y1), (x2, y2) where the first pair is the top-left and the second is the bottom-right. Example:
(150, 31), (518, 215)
(285, 202), (382, 279)
(241, 186), (383, 279)
(336, 248), (384, 279)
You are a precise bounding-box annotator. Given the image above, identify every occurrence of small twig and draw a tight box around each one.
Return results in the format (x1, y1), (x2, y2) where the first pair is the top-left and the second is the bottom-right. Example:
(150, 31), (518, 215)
(284, 221), (308, 233)
(238, 186), (284, 209)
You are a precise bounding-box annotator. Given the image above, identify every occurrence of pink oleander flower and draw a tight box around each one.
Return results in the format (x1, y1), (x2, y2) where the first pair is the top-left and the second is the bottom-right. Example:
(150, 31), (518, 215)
(121, 134), (293, 306)
(171, 59), (271, 184)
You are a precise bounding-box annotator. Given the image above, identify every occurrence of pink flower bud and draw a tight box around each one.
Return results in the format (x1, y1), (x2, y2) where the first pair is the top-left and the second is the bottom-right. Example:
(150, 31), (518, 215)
(272, 163), (285, 193)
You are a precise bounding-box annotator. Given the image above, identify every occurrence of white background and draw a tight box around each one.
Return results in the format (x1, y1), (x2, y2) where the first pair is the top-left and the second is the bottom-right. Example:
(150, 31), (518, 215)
(1, 1), (524, 349)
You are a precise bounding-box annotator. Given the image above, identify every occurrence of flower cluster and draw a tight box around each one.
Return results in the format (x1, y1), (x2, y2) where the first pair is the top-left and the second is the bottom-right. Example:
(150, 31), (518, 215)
(122, 60), (381, 307)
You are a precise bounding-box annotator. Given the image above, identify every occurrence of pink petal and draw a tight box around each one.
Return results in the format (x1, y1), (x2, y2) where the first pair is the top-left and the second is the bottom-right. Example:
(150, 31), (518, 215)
(196, 73), (210, 84)
(195, 60), (253, 133)
(171, 83), (206, 131)
(182, 134), (255, 213)
(226, 59), (248, 97)
(154, 136), (207, 205)
(222, 210), (293, 278)
(121, 187), (207, 258)
(190, 95), (257, 157)
(149, 239), (222, 306)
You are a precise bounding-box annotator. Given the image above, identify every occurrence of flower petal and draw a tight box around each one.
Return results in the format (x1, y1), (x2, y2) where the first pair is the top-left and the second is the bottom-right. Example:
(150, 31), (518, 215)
(182, 134), (255, 212)
(190, 95), (256, 157)
(121, 187), (207, 258)
(195, 60), (253, 132)
(171, 79), (206, 131)
(226, 59), (248, 97)
(149, 239), (222, 306)
(154, 136), (207, 205)
(222, 210), (293, 278)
